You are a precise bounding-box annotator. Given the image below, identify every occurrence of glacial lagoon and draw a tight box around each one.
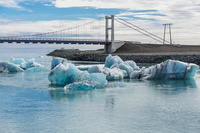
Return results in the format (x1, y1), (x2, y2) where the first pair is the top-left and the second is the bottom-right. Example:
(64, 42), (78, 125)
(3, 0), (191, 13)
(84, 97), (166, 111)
(0, 43), (200, 133)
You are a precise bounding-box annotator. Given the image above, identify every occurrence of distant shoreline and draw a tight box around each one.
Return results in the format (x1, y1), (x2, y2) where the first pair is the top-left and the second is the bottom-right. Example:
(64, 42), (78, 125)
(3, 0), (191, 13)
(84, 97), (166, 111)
(47, 43), (200, 65)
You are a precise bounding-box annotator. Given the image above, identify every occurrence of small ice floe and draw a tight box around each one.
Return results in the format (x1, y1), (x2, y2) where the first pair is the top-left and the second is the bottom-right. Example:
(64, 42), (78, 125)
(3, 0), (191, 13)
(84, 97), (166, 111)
(0, 57), (48, 73)
(0, 61), (24, 72)
(10, 57), (26, 67)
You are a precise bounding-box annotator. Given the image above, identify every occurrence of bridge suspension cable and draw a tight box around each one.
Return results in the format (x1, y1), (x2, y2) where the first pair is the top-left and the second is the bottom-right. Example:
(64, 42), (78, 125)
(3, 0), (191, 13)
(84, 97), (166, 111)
(115, 16), (170, 44)
(0, 17), (105, 41)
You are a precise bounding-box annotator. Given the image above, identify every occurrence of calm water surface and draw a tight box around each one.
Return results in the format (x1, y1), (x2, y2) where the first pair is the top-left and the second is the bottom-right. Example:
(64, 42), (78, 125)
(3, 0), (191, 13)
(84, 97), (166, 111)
(0, 43), (200, 133)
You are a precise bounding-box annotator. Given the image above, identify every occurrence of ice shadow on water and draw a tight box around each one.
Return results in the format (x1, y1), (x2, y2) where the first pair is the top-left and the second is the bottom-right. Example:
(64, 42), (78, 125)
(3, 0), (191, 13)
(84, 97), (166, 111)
(48, 85), (116, 109)
(146, 78), (197, 95)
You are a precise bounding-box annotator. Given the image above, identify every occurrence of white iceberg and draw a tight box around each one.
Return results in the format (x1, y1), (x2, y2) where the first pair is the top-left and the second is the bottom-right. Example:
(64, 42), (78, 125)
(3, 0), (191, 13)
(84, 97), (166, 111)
(0, 61), (24, 72)
(48, 62), (107, 89)
(138, 59), (199, 80)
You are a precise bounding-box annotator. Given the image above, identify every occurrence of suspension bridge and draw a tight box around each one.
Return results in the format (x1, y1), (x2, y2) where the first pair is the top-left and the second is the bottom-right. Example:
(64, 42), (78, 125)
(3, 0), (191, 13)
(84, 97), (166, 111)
(0, 15), (170, 53)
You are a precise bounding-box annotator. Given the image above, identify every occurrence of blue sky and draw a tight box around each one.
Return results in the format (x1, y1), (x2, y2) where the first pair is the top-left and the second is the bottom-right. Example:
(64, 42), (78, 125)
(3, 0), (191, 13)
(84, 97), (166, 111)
(0, 0), (200, 45)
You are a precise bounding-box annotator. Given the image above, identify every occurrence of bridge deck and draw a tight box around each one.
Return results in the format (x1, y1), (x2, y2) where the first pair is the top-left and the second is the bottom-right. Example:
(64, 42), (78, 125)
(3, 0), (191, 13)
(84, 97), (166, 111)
(0, 39), (110, 45)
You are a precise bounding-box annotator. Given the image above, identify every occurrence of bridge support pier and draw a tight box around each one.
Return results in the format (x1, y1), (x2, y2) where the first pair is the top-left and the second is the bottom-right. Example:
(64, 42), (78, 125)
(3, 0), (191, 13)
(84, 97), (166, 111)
(104, 15), (115, 53)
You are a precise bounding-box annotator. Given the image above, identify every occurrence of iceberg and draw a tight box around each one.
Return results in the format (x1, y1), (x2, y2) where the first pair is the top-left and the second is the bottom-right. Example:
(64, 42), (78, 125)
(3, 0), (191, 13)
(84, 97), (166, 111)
(138, 59), (199, 80)
(48, 62), (107, 89)
(0, 61), (24, 72)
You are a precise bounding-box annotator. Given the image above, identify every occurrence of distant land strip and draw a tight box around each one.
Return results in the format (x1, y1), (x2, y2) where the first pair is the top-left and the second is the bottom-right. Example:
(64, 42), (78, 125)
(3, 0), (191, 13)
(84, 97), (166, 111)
(47, 43), (200, 65)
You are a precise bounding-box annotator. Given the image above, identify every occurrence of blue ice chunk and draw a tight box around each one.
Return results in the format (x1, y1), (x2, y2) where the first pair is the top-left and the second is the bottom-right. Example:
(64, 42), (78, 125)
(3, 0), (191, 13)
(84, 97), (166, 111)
(48, 61), (107, 89)
(48, 63), (70, 85)
(105, 54), (123, 68)
(10, 57), (25, 67)
(0, 61), (24, 72)
(139, 59), (199, 80)
(66, 63), (82, 84)
(51, 57), (65, 70)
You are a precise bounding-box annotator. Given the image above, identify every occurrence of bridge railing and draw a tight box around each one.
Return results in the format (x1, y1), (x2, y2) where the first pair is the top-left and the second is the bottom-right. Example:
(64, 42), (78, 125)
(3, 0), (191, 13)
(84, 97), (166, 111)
(0, 37), (106, 42)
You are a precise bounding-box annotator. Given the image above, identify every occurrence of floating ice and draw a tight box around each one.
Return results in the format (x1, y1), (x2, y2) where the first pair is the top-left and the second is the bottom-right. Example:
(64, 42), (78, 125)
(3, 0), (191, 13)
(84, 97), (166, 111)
(24, 65), (48, 73)
(124, 61), (140, 70)
(138, 59), (199, 80)
(1, 58), (48, 73)
(25, 58), (36, 68)
(48, 62), (107, 89)
(0, 61), (24, 72)
(48, 55), (199, 90)
(51, 57), (66, 70)
(100, 55), (199, 80)
(48, 63), (70, 85)
(103, 67), (127, 80)
(105, 54), (123, 68)
(10, 57), (25, 67)
(88, 65), (127, 80)
(88, 65), (104, 73)
(88, 54), (139, 79)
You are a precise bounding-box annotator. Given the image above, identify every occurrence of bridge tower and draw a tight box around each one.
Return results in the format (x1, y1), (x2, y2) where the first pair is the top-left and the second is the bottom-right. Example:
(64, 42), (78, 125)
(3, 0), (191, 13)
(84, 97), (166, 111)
(104, 15), (115, 53)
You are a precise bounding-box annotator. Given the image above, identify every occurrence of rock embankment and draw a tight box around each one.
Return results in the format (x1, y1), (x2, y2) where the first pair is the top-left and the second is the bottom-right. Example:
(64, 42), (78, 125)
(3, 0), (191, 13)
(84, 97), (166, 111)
(47, 49), (200, 65)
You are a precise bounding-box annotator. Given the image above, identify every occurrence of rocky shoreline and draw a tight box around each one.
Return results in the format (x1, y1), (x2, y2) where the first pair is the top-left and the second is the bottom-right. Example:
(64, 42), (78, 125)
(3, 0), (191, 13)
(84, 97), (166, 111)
(47, 49), (200, 65)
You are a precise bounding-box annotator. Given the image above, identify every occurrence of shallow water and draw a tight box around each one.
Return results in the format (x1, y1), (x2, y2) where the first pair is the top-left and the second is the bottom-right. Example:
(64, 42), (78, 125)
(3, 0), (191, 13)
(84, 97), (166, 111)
(1, 43), (200, 133)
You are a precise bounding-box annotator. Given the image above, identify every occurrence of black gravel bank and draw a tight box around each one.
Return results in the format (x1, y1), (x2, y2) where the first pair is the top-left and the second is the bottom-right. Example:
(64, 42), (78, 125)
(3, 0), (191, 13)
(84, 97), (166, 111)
(47, 49), (200, 65)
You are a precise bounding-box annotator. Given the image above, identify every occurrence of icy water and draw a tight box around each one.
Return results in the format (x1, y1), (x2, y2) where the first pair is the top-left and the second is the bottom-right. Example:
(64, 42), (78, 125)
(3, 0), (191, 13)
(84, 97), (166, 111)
(1, 43), (200, 133)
